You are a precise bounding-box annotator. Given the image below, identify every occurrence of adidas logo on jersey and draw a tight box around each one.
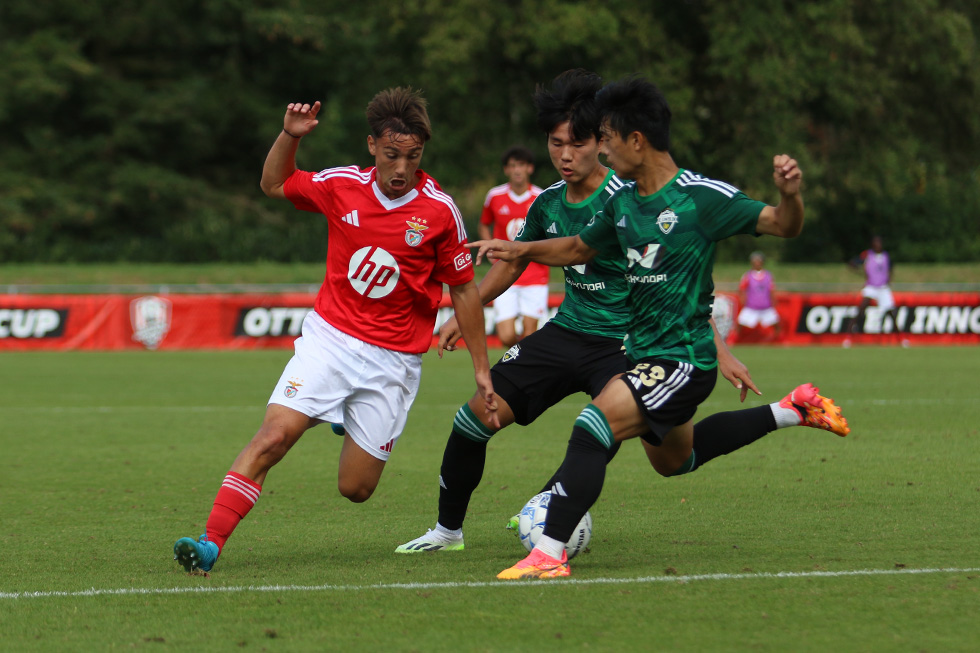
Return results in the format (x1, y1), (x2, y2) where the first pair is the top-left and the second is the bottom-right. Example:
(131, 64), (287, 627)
(617, 216), (627, 228)
(342, 210), (360, 226)
(547, 223), (558, 234)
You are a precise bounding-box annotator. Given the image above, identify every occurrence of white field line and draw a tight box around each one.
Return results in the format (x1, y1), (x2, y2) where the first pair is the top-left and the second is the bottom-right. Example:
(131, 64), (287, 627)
(2, 567), (977, 601)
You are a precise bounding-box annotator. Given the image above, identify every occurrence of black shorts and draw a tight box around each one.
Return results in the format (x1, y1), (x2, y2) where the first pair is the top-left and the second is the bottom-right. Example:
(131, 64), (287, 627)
(491, 322), (630, 426)
(621, 358), (718, 446)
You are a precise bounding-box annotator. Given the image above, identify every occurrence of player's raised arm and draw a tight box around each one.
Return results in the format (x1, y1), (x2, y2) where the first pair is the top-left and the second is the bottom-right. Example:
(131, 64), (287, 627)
(755, 154), (805, 238)
(466, 234), (596, 267)
(260, 101), (322, 200)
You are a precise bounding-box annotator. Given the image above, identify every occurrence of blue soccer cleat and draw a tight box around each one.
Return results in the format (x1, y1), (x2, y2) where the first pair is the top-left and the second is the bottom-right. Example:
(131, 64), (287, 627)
(173, 533), (219, 573)
(330, 423), (346, 436)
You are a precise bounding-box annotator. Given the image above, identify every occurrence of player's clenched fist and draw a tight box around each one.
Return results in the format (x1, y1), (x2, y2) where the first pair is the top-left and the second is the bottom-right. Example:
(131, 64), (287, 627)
(772, 154), (802, 195)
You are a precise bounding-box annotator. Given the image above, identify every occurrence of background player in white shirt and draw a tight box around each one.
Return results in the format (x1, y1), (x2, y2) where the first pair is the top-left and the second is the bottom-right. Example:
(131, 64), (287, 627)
(173, 88), (497, 574)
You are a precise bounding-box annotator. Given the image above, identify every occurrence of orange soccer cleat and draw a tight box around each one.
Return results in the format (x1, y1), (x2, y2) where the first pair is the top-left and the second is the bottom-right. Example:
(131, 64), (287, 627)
(779, 383), (850, 437)
(496, 548), (570, 580)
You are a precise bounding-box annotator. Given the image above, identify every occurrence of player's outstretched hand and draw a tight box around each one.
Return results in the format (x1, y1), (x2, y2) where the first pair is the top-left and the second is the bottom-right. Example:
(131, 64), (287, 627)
(465, 239), (522, 265)
(772, 154), (802, 196)
(717, 345), (761, 403)
(475, 371), (499, 429)
(284, 101), (321, 138)
(437, 315), (462, 357)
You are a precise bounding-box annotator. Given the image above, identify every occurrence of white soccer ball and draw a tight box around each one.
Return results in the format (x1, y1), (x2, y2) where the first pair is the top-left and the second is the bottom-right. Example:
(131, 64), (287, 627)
(518, 492), (592, 559)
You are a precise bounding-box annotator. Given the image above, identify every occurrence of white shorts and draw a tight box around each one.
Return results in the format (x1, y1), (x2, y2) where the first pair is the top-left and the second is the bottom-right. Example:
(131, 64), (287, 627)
(861, 285), (895, 312)
(269, 312), (422, 461)
(737, 307), (781, 328)
(493, 284), (549, 323)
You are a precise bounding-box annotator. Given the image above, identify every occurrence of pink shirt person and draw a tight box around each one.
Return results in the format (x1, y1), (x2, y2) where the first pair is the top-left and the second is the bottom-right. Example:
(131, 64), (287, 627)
(741, 269), (775, 310)
(737, 251), (780, 333)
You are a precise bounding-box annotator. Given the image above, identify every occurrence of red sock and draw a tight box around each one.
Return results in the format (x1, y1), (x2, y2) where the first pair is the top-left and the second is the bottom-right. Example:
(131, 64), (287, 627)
(205, 472), (262, 551)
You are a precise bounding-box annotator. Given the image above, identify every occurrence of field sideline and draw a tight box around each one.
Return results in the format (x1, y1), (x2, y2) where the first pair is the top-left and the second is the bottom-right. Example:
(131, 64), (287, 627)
(1, 345), (978, 651)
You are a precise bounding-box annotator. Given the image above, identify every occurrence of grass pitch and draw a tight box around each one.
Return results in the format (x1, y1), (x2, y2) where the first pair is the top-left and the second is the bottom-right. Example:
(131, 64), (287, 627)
(1, 345), (978, 651)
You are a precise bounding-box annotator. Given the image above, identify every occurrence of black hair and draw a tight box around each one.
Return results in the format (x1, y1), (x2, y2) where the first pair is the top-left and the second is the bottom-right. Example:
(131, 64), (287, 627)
(595, 75), (671, 152)
(533, 69), (604, 142)
(501, 145), (535, 167)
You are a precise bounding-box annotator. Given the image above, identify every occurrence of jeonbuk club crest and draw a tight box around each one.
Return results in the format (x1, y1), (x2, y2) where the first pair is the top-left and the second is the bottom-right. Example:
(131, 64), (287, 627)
(656, 209), (679, 234)
(405, 219), (429, 247)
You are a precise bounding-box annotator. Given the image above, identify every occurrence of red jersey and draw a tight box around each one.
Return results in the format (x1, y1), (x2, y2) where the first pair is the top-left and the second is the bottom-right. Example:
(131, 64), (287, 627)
(284, 166), (473, 354)
(479, 183), (549, 286)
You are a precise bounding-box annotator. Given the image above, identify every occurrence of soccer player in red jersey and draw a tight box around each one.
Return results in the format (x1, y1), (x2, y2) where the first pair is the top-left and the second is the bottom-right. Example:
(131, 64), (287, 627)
(479, 146), (547, 347)
(173, 88), (497, 573)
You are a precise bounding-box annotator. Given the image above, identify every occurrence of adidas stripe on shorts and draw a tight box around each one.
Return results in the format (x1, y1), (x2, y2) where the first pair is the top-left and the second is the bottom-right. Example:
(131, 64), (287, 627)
(621, 358), (718, 446)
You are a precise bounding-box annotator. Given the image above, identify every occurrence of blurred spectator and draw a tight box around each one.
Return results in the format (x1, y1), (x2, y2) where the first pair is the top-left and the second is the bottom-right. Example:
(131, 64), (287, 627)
(847, 235), (897, 335)
(736, 251), (780, 342)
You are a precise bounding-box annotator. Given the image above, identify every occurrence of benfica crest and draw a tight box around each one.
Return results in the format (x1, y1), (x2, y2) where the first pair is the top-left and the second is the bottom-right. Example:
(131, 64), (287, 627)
(130, 295), (171, 350)
(405, 218), (429, 247)
(656, 209), (679, 234)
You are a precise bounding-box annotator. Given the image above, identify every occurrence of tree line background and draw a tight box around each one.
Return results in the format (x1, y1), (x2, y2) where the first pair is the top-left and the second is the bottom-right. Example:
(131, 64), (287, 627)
(1, 0), (978, 264)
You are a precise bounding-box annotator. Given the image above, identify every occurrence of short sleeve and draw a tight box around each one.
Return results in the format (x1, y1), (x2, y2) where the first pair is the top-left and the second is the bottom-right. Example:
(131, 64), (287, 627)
(430, 205), (476, 287)
(479, 193), (495, 225)
(516, 195), (546, 243)
(282, 170), (323, 213)
(578, 205), (620, 257)
(698, 191), (767, 241)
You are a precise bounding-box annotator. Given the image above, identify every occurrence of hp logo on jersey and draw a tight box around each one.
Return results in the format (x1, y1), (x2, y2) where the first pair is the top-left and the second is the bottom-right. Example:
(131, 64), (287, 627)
(508, 218), (526, 240)
(349, 246), (400, 298)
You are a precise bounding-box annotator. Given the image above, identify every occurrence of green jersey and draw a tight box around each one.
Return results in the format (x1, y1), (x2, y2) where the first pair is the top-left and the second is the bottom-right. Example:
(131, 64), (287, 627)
(518, 170), (630, 339)
(579, 169), (766, 368)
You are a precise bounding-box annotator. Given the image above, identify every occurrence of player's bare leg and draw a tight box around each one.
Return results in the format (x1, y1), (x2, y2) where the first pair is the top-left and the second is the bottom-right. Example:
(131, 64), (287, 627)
(849, 297), (872, 334)
(641, 421), (694, 476)
(174, 404), (315, 573)
(496, 317), (518, 348)
(337, 435), (387, 503)
(521, 315), (540, 340)
(231, 404), (318, 484)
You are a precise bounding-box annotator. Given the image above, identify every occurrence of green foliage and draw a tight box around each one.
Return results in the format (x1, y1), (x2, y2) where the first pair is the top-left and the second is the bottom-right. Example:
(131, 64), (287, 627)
(0, 1), (976, 262)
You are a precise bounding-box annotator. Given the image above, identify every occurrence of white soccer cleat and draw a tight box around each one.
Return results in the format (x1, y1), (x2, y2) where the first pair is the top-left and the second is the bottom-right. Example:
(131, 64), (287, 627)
(394, 529), (464, 553)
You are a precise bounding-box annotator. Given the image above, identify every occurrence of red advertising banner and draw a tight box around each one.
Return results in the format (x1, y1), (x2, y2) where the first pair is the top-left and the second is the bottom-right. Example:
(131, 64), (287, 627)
(0, 293), (317, 351)
(716, 291), (980, 346)
(1, 291), (977, 351)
